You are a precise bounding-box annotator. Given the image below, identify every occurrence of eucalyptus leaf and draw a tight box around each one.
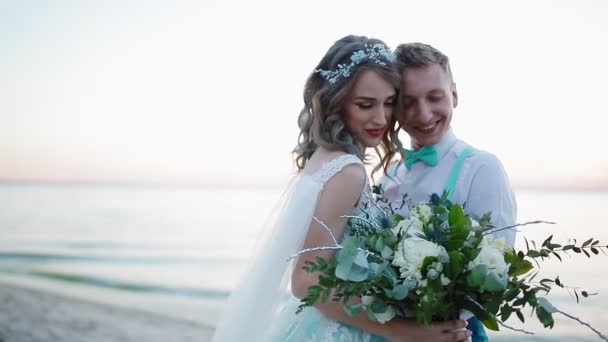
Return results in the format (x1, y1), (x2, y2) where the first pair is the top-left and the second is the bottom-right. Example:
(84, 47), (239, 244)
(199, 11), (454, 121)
(344, 303), (363, 317)
(374, 236), (385, 252)
(370, 298), (388, 314)
(382, 264), (398, 286)
(392, 284), (409, 300)
(536, 305), (555, 328)
(368, 260), (387, 277)
(467, 264), (488, 287)
(335, 242), (369, 282)
(336, 236), (359, 265)
(483, 271), (507, 292)
(338, 250), (369, 281)
(537, 297), (557, 313)
(366, 309), (378, 322)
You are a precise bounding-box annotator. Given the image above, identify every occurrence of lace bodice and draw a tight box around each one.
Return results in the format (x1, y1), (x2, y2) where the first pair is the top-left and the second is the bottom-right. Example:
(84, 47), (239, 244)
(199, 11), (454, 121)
(307, 153), (371, 212)
(309, 154), (364, 186)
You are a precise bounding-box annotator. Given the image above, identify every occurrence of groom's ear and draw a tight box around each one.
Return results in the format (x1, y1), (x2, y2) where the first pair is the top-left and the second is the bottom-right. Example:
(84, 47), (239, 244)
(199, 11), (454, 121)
(451, 83), (458, 108)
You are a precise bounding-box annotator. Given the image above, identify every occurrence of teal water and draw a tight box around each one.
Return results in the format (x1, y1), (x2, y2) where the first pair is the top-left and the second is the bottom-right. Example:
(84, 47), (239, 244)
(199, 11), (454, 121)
(0, 183), (606, 340)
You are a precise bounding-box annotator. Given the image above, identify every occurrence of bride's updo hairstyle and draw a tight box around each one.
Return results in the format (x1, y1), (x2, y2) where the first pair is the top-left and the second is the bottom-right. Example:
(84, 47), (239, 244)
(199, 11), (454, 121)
(293, 35), (401, 176)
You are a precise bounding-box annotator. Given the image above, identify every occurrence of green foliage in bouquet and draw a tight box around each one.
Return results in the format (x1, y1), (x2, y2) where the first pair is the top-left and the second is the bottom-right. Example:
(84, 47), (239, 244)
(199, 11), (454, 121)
(294, 190), (608, 340)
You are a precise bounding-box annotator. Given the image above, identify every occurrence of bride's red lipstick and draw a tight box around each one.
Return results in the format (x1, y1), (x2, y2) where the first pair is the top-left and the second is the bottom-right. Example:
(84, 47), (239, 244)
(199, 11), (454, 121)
(365, 129), (384, 138)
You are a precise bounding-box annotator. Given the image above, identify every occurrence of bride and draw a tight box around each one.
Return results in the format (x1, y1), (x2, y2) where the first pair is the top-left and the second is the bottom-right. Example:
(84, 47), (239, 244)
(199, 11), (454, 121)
(212, 35), (471, 342)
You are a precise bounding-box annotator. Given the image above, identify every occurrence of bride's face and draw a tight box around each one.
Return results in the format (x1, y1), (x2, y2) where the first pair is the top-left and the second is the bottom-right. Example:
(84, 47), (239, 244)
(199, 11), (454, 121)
(343, 69), (396, 148)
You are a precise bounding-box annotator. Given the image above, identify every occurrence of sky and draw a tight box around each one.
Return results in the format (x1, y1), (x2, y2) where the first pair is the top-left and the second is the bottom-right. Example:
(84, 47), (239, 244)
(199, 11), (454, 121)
(2, 0), (607, 190)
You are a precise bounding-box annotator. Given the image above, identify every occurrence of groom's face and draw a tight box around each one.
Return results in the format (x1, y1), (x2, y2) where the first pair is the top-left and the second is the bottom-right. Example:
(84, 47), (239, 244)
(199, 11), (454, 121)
(399, 64), (457, 148)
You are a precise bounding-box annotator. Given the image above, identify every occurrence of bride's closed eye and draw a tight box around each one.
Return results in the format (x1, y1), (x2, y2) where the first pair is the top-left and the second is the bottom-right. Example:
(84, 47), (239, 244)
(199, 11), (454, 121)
(384, 97), (396, 107)
(356, 102), (374, 109)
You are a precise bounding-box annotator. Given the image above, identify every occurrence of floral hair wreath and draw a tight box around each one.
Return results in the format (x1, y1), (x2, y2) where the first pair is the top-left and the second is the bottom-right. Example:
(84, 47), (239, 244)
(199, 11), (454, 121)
(315, 43), (396, 84)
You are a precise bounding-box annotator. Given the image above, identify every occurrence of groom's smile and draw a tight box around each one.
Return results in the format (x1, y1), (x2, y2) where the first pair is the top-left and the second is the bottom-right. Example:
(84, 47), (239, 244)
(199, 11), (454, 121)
(399, 64), (458, 147)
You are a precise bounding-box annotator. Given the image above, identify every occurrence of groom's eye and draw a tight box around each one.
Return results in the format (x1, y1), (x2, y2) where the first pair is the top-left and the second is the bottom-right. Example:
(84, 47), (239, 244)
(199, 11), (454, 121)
(428, 91), (445, 102)
(402, 98), (414, 108)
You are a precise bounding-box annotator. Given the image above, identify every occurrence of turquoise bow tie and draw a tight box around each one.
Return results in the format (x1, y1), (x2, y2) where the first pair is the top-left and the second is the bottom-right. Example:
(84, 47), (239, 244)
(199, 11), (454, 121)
(403, 145), (439, 170)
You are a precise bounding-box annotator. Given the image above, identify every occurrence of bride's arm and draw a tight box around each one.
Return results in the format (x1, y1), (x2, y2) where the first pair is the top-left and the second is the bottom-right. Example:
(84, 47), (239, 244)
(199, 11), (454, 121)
(291, 164), (388, 337)
(290, 165), (470, 342)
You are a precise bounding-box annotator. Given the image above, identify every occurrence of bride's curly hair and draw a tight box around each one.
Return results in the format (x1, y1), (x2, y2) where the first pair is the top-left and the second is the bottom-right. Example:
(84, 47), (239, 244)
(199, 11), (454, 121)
(293, 35), (402, 177)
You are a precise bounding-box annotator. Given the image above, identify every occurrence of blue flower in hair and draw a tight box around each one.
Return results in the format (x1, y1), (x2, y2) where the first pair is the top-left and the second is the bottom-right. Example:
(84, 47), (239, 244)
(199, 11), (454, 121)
(315, 44), (396, 84)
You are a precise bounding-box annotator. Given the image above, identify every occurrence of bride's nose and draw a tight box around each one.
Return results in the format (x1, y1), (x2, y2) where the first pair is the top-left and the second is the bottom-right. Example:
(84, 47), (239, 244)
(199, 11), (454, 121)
(372, 105), (389, 126)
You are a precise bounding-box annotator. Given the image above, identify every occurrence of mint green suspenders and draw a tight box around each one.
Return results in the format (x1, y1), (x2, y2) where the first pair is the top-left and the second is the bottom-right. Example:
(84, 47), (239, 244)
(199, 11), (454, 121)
(443, 146), (475, 201)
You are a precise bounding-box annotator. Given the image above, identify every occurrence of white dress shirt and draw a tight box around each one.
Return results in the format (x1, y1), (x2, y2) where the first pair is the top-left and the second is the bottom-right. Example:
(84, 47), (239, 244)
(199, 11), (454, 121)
(381, 129), (517, 247)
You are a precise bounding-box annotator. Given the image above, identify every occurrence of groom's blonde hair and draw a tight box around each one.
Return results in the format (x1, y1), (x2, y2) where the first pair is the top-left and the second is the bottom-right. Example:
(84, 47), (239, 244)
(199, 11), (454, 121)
(393, 43), (454, 83)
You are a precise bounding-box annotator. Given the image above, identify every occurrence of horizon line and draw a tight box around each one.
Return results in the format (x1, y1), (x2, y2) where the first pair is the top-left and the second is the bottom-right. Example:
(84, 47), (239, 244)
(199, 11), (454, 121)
(1, 178), (607, 193)
(0, 178), (286, 190)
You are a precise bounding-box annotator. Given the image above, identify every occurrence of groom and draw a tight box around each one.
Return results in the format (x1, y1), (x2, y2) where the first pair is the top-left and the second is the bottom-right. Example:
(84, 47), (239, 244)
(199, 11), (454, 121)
(383, 42), (517, 246)
(382, 43), (517, 341)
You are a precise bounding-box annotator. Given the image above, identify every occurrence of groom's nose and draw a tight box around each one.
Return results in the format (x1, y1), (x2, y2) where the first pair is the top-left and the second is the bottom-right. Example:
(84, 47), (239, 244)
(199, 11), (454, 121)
(413, 100), (433, 122)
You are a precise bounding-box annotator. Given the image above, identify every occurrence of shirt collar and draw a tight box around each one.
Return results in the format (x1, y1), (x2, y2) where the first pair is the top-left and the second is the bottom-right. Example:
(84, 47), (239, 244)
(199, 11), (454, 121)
(413, 128), (458, 161)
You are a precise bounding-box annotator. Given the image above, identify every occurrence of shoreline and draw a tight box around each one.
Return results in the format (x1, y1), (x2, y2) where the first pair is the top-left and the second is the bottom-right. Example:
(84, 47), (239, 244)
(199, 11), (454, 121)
(0, 282), (215, 341)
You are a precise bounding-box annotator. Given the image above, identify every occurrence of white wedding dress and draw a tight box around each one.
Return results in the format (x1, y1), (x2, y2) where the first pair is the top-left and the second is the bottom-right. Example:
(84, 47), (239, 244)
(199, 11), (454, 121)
(212, 154), (388, 342)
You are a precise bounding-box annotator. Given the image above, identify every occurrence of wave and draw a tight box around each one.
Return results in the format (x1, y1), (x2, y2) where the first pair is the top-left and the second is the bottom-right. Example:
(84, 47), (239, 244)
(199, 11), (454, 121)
(0, 268), (230, 300)
(0, 239), (248, 251)
(0, 251), (244, 265)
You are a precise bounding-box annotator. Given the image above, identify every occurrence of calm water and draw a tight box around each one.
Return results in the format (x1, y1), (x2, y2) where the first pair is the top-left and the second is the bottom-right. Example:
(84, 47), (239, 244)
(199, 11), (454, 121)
(0, 183), (607, 340)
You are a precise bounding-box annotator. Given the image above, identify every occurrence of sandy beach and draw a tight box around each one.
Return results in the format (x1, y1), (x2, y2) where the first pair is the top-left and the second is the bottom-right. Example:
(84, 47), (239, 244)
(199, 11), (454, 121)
(0, 282), (215, 342)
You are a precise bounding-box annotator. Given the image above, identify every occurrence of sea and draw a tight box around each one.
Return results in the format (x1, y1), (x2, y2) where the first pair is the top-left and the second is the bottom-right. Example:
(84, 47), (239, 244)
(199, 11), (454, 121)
(0, 183), (607, 341)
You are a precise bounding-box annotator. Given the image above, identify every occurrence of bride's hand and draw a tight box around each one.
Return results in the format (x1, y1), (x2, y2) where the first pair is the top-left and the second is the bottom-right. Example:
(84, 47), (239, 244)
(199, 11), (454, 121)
(385, 318), (471, 342)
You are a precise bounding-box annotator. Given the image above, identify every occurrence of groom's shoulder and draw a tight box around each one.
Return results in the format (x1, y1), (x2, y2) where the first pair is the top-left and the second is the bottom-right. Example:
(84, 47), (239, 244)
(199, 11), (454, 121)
(470, 148), (500, 162)
(467, 147), (510, 178)
(454, 138), (503, 166)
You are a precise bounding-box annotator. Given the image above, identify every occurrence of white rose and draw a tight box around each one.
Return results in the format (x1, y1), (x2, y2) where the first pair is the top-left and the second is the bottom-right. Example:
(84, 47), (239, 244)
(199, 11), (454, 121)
(391, 217), (424, 237)
(431, 261), (443, 273)
(409, 207), (421, 219)
(375, 305), (396, 324)
(392, 238), (448, 281)
(417, 203), (433, 223)
(427, 269), (440, 279)
(481, 235), (511, 254)
(468, 245), (510, 276)
(440, 274), (451, 286)
(361, 295), (375, 305)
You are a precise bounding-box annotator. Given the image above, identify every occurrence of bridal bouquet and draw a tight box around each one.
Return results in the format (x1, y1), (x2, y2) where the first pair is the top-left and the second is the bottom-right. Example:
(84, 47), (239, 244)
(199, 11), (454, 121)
(294, 190), (608, 340)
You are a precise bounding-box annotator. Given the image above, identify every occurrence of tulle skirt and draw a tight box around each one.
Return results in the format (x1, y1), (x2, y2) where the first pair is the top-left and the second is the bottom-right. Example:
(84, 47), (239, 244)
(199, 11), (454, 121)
(268, 296), (388, 342)
(267, 296), (488, 341)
